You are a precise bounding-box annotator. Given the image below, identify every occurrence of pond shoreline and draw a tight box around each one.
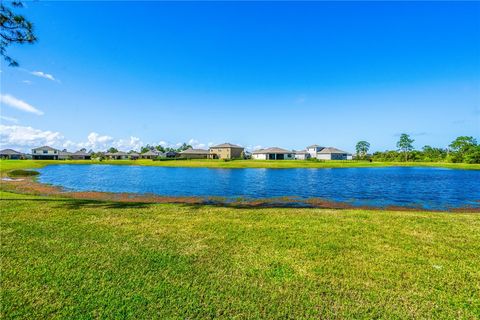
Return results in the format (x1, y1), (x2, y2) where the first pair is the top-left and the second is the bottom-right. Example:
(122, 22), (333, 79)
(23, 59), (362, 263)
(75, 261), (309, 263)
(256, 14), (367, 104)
(1, 159), (479, 171)
(1, 175), (479, 213)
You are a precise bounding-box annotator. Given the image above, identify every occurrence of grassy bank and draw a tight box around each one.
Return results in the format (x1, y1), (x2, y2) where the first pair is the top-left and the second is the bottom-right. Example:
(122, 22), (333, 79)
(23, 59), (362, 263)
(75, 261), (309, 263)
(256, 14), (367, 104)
(1, 159), (479, 173)
(1, 191), (479, 318)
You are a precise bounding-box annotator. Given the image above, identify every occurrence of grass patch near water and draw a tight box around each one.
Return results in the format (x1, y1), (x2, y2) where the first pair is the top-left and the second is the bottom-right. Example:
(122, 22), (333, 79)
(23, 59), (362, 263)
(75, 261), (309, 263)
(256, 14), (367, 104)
(1, 191), (479, 318)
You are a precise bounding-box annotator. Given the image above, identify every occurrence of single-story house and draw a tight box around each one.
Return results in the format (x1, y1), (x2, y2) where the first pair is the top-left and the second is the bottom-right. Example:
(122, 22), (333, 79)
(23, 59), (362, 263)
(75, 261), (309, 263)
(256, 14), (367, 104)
(316, 147), (352, 160)
(32, 146), (60, 160)
(306, 144), (325, 158)
(166, 151), (178, 158)
(105, 151), (129, 160)
(140, 150), (159, 159)
(294, 150), (310, 160)
(129, 152), (140, 160)
(141, 149), (164, 159)
(58, 150), (73, 160)
(209, 143), (244, 159)
(178, 148), (210, 159)
(0, 149), (25, 159)
(252, 147), (295, 160)
(71, 150), (92, 160)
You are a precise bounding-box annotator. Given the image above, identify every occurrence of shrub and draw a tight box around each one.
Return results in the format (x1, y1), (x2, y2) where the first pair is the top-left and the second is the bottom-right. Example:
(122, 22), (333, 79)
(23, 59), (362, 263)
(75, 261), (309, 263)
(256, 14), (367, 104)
(8, 170), (40, 177)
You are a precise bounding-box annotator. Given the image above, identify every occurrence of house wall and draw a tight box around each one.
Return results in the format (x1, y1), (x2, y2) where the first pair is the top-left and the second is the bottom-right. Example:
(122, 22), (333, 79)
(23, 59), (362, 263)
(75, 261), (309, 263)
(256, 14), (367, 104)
(1, 154), (22, 159)
(210, 147), (244, 159)
(317, 153), (348, 160)
(295, 154), (308, 160)
(180, 153), (208, 159)
(253, 153), (294, 160)
(317, 154), (332, 160)
(32, 148), (59, 160)
(252, 153), (267, 160)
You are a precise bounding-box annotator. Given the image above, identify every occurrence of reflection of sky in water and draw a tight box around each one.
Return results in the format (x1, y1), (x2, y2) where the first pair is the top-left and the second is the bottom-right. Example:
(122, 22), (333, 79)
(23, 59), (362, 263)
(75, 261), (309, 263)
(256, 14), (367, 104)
(37, 165), (480, 210)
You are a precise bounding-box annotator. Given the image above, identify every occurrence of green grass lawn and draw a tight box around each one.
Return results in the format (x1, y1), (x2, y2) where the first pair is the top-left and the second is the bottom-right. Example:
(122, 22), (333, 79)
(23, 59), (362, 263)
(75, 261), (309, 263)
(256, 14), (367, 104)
(1, 159), (479, 173)
(1, 191), (479, 319)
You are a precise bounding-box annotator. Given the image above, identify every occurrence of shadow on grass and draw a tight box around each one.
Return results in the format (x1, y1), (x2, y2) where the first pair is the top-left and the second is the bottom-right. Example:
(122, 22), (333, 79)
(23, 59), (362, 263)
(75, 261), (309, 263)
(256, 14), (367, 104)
(0, 197), (314, 211)
(0, 198), (152, 210)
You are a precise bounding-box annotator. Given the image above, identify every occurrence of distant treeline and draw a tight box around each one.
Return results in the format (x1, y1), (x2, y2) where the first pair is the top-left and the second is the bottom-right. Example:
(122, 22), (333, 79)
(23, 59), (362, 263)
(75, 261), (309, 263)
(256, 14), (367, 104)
(356, 135), (479, 164)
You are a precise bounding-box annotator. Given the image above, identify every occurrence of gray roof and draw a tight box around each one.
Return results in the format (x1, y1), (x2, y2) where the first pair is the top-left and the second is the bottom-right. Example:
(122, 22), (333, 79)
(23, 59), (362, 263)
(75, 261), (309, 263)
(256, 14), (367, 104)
(252, 147), (292, 154)
(210, 143), (244, 149)
(0, 149), (23, 155)
(307, 144), (323, 149)
(32, 145), (58, 151)
(73, 150), (92, 156)
(179, 148), (209, 154)
(106, 151), (128, 156)
(294, 150), (308, 154)
(142, 150), (160, 156)
(318, 147), (349, 154)
(59, 151), (73, 156)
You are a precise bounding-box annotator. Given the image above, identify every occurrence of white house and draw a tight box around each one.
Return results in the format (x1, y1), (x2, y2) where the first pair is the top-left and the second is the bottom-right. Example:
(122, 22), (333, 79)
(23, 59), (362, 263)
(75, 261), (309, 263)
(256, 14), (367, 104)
(294, 150), (310, 160)
(306, 144), (325, 158)
(32, 146), (60, 160)
(316, 147), (351, 160)
(252, 147), (295, 160)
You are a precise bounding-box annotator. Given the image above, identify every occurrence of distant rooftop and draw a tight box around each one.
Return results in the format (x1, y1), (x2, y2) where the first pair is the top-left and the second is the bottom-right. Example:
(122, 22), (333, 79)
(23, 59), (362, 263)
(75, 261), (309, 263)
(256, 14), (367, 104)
(318, 147), (349, 154)
(252, 147), (292, 154)
(0, 149), (23, 155)
(179, 148), (210, 154)
(210, 143), (244, 149)
(32, 146), (58, 151)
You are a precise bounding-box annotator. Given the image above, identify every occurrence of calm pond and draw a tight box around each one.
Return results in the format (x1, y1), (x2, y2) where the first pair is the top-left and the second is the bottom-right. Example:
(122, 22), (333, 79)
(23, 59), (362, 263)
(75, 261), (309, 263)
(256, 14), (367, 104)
(37, 165), (480, 210)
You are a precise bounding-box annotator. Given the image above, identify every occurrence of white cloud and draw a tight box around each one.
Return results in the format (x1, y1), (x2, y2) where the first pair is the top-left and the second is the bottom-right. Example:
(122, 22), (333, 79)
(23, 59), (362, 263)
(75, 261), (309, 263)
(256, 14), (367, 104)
(77, 132), (113, 150)
(114, 136), (143, 151)
(0, 126), (212, 154)
(0, 115), (19, 124)
(30, 71), (56, 81)
(0, 94), (44, 115)
(0, 125), (63, 151)
(22, 80), (32, 85)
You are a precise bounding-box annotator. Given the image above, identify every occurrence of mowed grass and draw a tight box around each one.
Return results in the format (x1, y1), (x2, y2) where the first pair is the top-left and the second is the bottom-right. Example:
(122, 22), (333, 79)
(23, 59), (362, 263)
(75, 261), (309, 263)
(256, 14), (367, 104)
(1, 191), (479, 318)
(1, 159), (479, 172)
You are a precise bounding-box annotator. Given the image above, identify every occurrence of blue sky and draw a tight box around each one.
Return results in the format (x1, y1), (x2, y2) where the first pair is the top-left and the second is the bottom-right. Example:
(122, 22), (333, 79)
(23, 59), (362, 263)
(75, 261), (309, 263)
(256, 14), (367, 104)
(1, 1), (479, 152)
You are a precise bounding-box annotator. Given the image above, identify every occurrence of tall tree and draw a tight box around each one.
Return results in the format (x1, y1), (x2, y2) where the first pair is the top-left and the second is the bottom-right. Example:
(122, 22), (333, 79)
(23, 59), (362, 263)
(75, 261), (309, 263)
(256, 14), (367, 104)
(355, 141), (370, 159)
(396, 133), (414, 162)
(448, 136), (478, 163)
(177, 143), (192, 152)
(1, 1), (37, 66)
(107, 147), (118, 153)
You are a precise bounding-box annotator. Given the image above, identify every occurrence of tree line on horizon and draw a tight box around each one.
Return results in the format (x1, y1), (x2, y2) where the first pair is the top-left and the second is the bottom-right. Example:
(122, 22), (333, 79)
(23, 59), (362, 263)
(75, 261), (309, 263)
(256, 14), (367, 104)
(355, 135), (480, 164)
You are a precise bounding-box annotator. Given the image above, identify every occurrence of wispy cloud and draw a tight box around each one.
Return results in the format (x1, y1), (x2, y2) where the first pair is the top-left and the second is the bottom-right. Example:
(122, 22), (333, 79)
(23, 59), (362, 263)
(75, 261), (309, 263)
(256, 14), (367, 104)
(0, 115), (19, 124)
(0, 94), (44, 115)
(22, 80), (32, 85)
(30, 71), (57, 81)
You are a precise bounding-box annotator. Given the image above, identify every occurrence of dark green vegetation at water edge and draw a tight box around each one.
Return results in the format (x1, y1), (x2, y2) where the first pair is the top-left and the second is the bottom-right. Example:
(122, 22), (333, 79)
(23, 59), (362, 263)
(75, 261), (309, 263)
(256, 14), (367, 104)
(6, 169), (39, 177)
(1, 191), (479, 319)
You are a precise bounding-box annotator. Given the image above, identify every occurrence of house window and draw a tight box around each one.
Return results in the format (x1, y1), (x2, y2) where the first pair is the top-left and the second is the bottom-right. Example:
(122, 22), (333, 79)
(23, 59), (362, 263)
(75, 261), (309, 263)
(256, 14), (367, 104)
(43, 150), (48, 154)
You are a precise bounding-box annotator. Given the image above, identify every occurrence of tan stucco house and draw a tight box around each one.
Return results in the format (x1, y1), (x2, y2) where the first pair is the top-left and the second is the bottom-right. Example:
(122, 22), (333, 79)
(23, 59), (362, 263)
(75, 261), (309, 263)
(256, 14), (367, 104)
(209, 143), (244, 159)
